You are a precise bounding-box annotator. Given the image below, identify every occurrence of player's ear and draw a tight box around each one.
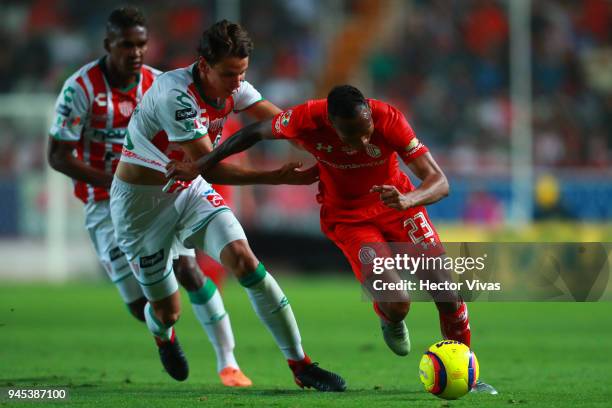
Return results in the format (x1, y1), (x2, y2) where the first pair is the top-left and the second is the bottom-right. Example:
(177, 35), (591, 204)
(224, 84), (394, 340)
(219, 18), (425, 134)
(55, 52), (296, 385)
(197, 57), (210, 74)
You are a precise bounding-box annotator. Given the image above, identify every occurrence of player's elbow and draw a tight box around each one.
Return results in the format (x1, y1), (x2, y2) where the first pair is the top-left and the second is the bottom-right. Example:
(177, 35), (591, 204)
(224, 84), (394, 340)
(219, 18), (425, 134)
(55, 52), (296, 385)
(438, 173), (450, 199)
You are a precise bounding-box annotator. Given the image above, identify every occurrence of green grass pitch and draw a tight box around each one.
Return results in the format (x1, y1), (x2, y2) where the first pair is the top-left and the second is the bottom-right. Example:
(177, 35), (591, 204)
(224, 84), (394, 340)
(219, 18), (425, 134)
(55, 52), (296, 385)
(2, 277), (611, 407)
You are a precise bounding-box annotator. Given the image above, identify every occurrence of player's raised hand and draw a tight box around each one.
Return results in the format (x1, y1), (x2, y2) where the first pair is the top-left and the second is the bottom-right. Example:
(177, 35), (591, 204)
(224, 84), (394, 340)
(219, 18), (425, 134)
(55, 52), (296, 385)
(165, 160), (199, 181)
(274, 161), (320, 185)
(370, 185), (413, 210)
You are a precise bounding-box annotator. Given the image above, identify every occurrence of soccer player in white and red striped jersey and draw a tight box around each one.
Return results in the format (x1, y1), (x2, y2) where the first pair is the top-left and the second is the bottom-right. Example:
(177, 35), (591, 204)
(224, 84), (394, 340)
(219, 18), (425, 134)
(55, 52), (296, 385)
(47, 7), (251, 386)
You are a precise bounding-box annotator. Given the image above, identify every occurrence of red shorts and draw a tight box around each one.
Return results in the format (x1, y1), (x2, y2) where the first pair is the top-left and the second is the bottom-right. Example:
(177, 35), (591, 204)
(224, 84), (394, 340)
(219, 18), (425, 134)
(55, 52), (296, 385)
(320, 204), (444, 282)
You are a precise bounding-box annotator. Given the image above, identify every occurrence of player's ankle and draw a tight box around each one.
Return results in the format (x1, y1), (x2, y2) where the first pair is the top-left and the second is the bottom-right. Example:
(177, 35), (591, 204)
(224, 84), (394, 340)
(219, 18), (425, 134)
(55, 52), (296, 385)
(288, 355), (312, 374)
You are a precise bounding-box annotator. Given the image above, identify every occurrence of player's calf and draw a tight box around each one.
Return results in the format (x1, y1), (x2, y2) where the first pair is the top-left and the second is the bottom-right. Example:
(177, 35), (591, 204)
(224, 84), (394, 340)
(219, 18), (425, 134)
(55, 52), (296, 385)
(219, 239), (260, 279)
(173, 256), (204, 291)
(126, 297), (147, 322)
(375, 301), (410, 323)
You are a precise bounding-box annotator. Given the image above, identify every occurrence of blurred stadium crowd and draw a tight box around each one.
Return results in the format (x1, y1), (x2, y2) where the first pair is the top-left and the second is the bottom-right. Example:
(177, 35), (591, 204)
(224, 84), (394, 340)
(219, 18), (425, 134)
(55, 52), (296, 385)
(0, 0), (610, 233)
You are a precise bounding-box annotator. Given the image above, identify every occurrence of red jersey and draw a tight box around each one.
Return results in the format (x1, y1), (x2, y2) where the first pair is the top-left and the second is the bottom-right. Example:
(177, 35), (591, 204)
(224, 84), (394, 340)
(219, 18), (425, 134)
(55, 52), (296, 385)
(50, 58), (160, 203)
(271, 99), (428, 218)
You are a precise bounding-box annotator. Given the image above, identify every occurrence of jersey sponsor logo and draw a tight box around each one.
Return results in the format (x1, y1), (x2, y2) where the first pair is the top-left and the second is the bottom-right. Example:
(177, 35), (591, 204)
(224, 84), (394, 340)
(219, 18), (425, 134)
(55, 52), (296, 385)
(204, 193), (226, 208)
(172, 88), (195, 108)
(143, 267), (165, 277)
(94, 93), (107, 107)
(109, 246), (125, 262)
(175, 107), (197, 120)
(202, 189), (225, 207)
(57, 103), (72, 117)
(208, 118), (225, 137)
(63, 86), (76, 103)
(358, 246), (377, 265)
(124, 132), (134, 150)
(139, 249), (164, 268)
(86, 128), (127, 142)
(318, 157), (388, 170)
(365, 143), (382, 158)
(316, 143), (333, 153)
(118, 100), (134, 117)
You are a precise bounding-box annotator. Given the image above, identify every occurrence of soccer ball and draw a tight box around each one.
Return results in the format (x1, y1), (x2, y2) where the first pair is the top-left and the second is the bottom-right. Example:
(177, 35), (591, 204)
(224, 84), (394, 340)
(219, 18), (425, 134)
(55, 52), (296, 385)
(419, 340), (479, 400)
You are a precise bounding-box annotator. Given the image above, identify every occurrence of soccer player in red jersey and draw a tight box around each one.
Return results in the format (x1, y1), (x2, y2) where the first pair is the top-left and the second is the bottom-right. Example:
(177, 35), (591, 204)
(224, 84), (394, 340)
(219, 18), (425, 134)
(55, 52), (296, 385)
(167, 85), (472, 355)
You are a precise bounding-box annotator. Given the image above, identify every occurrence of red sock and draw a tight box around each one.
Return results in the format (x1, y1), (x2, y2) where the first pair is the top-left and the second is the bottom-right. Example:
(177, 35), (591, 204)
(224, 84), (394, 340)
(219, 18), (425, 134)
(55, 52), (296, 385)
(439, 302), (471, 347)
(288, 355), (312, 374)
(154, 327), (176, 347)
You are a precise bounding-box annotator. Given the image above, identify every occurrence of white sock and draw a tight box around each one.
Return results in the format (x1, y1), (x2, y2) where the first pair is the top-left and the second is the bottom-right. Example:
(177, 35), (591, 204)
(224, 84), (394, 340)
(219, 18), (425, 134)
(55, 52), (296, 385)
(239, 263), (305, 361)
(188, 279), (238, 372)
(144, 302), (173, 341)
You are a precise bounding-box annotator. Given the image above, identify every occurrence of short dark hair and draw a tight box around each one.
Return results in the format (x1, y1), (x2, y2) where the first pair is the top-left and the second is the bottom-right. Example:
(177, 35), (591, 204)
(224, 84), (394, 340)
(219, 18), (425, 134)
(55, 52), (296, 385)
(197, 20), (253, 65)
(327, 85), (368, 118)
(106, 6), (146, 34)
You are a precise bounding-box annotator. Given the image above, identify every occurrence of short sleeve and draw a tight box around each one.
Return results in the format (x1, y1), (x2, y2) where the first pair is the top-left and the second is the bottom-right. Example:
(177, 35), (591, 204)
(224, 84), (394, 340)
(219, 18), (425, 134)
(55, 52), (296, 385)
(155, 87), (208, 143)
(381, 103), (428, 162)
(232, 80), (263, 112)
(49, 76), (89, 142)
(271, 102), (313, 140)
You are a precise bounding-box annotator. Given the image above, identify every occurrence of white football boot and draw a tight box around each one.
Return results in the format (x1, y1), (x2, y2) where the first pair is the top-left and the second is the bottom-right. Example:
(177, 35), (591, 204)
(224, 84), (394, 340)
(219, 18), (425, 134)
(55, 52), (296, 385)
(381, 319), (411, 356)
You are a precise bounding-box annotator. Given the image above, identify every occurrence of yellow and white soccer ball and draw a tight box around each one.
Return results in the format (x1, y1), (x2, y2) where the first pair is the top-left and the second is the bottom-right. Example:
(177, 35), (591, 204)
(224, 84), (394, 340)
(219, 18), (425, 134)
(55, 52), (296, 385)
(419, 340), (479, 400)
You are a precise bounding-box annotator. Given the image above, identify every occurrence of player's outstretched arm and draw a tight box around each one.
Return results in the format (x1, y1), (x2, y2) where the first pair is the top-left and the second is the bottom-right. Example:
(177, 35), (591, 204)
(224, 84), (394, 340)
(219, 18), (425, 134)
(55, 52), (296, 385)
(166, 119), (275, 181)
(168, 121), (316, 185)
(47, 137), (113, 189)
(371, 152), (449, 210)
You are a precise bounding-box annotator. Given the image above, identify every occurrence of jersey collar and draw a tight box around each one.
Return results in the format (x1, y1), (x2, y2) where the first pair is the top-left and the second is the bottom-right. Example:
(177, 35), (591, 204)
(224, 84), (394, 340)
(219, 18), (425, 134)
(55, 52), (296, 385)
(98, 56), (140, 93)
(191, 63), (226, 109)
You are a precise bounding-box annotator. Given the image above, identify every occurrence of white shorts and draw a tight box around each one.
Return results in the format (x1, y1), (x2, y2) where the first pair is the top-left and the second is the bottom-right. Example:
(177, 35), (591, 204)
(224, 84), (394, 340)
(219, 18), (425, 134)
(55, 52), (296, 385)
(85, 200), (194, 303)
(109, 176), (246, 301)
(85, 200), (143, 303)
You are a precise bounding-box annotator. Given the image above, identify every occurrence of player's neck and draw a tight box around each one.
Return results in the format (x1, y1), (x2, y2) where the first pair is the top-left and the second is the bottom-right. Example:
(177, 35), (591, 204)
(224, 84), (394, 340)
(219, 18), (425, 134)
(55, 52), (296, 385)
(192, 64), (225, 108)
(103, 57), (138, 90)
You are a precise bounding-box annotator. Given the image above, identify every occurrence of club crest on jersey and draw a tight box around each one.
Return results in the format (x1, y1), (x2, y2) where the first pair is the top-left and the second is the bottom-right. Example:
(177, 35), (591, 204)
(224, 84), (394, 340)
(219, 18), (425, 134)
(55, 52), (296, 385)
(316, 143), (333, 153)
(365, 143), (381, 158)
(281, 110), (292, 127)
(118, 101), (134, 117)
(358, 246), (377, 265)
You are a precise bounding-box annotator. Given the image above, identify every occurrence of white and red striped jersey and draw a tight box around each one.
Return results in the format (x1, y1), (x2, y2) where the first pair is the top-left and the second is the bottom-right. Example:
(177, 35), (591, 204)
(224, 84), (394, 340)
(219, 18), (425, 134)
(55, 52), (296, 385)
(49, 58), (160, 203)
(121, 63), (262, 174)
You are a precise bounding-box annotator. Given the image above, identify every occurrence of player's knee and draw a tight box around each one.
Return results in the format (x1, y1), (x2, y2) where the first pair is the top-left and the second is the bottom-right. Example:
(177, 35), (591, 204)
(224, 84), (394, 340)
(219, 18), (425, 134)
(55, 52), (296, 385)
(173, 257), (203, 292)
(220, 240), (259, 279)
(127, 297), (147, 322)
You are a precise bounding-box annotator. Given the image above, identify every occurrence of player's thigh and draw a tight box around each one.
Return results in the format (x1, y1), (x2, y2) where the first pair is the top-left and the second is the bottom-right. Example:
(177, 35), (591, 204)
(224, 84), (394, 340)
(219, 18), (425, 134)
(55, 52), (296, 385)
(110, 180), (180, 302)
(186, 211), (256, 277)
(323, 221), (392, 283)
(85, 201), (143, 303)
